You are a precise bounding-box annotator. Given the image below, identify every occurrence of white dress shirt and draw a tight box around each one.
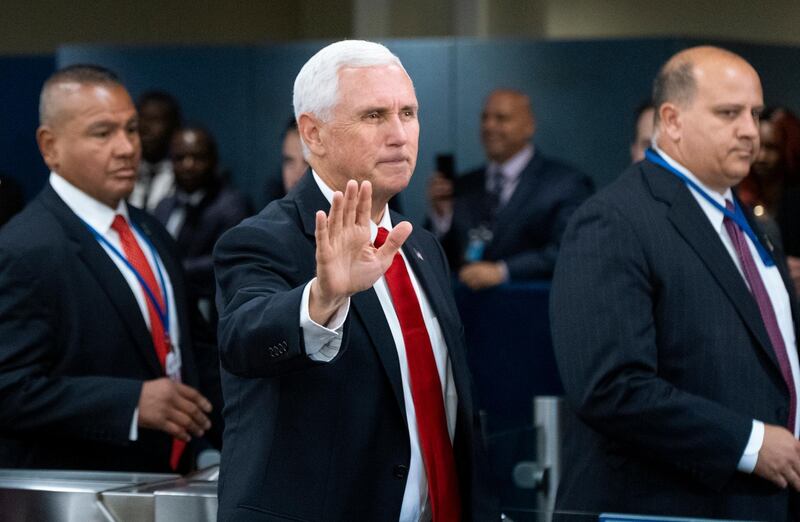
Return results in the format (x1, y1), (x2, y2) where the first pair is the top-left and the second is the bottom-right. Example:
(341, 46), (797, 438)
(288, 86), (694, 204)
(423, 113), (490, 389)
(50, 172), (181, 440)
(165, 189), (206, 238)
(298, 171), (458, 522)
(653, 147), (799, 471)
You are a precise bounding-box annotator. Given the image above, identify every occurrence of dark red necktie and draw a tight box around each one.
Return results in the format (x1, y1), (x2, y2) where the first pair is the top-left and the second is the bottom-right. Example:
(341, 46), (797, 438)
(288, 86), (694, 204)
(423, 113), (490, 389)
(375, 227), (461, 521)
(723, 201), (796, 430)
(111, 214), (186, 470)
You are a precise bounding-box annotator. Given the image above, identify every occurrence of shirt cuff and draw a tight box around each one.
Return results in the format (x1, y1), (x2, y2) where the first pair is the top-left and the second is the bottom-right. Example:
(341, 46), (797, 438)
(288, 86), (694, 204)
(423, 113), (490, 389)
(737, 419), (764, 473)
(429, 210), (453, 237)
(299, 278), (349, 362)
(130, 407), (139, 441)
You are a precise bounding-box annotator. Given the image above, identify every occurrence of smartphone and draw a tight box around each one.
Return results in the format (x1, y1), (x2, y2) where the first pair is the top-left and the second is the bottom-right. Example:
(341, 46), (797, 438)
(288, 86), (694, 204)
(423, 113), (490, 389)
(436, 153), (455, 180)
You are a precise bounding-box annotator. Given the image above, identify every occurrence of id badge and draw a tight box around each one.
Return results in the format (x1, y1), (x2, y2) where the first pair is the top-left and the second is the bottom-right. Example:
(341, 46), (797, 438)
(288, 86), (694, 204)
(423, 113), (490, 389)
(165, 349), (182, 383)
(465, 225), (493, 262)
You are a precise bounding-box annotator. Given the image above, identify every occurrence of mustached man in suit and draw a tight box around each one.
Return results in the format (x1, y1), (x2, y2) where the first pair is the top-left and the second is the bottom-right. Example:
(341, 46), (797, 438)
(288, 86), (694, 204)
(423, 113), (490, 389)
(551, 46), (800, 519)
(428, 89), (593, 290)
(214, 40), (496, 521)
(0, 65), (220, 473)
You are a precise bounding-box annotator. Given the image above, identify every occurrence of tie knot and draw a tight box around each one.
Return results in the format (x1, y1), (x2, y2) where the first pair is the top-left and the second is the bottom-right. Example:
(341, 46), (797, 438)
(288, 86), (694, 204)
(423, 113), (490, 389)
(490, 167), (505, 194)
(725, 199), (735, 212)
(374, 226), (389, 248)
(111, 214), (130, 234)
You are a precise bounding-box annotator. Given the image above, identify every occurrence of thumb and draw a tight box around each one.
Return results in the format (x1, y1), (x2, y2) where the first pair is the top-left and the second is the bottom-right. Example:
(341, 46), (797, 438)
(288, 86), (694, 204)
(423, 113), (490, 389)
(377, 221), (412, 263)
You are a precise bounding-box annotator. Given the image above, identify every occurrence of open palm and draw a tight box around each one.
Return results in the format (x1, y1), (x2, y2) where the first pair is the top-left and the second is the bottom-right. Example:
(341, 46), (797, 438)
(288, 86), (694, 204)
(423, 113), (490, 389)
(310, 180), (412, 323)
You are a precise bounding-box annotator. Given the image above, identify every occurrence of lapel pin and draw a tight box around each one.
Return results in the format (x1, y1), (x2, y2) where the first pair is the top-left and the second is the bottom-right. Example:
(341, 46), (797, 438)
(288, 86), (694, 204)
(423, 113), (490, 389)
(415, 249), (423, 261)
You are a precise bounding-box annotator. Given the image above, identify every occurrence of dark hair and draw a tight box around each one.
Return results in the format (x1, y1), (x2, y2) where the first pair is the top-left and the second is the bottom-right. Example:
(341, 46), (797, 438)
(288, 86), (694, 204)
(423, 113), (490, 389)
(39, 64), (122, 124)
(652, 61), (695, 124)
(137, 90), (182, 128)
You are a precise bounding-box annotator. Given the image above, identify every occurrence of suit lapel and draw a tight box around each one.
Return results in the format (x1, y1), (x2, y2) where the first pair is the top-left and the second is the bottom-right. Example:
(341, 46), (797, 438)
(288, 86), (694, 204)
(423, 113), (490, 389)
(490, 154), (541, 250)
(644, 162), (780, 370)
(40, 187), (163, 375)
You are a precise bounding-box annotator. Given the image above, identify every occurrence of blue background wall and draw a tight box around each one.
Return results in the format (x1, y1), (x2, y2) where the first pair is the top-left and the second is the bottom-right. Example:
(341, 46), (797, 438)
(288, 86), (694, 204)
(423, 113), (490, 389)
(0, 55), (54, 200)
(4, 38), (800, 223)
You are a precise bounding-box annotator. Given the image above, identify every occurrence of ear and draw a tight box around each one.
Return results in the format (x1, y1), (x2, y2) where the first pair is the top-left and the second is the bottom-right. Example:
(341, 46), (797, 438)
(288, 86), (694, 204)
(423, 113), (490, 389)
(36, 126), (59, 171)
(297, 113), (325, 157)
(658, 103), (682, 143)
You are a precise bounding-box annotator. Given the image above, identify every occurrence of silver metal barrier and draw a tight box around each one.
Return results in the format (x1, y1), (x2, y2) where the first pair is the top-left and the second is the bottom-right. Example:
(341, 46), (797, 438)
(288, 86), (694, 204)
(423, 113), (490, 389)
(0, 467), (218, 521)
(510, 396), (564, 522)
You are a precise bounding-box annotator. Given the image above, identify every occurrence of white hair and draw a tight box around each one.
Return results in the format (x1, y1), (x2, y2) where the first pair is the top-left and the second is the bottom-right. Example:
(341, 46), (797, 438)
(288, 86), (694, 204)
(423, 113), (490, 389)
(292, 40), (406, 124)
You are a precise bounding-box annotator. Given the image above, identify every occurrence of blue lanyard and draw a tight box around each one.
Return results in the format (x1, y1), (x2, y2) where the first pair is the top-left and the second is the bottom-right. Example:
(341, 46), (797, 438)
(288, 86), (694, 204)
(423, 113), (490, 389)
(82, 218), (171, 335)
(645, 148), (774, 267)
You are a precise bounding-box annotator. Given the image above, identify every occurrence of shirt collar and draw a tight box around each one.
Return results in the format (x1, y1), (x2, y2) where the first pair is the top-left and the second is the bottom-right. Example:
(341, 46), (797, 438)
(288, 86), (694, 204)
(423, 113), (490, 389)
(139, 159), (172, 176)
(176, 189), (207, 206)
(49, 171), (129, 234)
(311, 170), (392, 243)
(488, 144), (534, 180)
(651, 144), (732, 234)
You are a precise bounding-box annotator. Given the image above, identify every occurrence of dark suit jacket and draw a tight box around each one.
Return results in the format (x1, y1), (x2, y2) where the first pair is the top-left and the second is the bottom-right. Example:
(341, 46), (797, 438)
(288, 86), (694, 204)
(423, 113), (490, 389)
(214, 173), (495, 521)
(154, 181), (251, 299)
(0, 184), (221, 473)
(551, 159), (800, 519)
(439, 151), (593, 279)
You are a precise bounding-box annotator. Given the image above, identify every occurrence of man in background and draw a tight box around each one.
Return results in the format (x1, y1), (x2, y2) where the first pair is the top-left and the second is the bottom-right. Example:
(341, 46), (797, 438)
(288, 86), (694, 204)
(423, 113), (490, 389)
(130, 90), (182, 212)
(428, 88), (593, 290)
(630, 101), (655, 163)
(155, 125), (250, 320)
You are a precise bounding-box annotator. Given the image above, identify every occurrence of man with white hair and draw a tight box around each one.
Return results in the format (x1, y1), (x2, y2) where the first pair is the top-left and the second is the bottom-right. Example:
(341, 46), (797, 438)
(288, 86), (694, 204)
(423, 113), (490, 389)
(214, 40), (494, 521)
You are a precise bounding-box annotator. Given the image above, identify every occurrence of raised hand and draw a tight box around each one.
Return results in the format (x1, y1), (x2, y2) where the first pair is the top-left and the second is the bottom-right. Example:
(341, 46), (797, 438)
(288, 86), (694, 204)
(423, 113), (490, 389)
(309, 179), (412, 325)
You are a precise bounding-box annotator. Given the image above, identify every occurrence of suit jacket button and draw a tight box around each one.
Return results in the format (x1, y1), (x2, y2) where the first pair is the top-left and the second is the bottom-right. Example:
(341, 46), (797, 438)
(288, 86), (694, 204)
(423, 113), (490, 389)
(393, 464), (408, 479)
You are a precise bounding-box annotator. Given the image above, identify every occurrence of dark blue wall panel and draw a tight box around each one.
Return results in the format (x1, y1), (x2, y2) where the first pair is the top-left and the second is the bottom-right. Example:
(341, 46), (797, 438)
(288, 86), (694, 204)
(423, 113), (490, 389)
(0, 55), (54, 200)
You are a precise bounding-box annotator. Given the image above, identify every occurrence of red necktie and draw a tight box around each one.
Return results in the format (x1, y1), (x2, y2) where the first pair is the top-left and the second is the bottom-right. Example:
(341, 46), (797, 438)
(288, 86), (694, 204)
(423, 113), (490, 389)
(375, 227), (461, 521)
(723, 202), (796, 430)
(111, 214), (186, 470)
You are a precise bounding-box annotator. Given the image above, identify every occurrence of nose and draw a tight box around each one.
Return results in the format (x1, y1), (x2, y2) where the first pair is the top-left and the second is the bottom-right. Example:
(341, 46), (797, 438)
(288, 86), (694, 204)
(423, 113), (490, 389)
(385, 113), (409, 146)
(738, 110), (759, 140)
(114, 129), (137, 157)
(180, 155), (196, 169)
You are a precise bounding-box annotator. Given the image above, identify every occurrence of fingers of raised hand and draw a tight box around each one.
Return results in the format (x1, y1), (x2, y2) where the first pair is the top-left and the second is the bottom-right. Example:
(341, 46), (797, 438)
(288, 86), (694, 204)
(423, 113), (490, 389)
(328, 190), (345, 239)
(355, 180), (372, 227)
(343, 179), (359, 226)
